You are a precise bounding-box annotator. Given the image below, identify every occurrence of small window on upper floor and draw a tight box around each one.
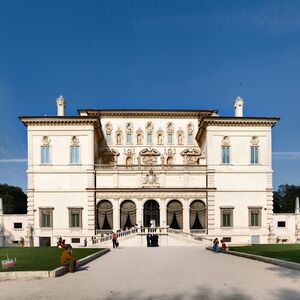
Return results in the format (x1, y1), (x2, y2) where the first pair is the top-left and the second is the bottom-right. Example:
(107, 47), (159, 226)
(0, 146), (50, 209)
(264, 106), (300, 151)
(41, 146), (50, 164)
(250, 146), (259, 164)
(167, 134), (173, 145)
(106, 133), (112, 144)
(187, 133), (193, 145)
(222, 146), (230, 164)
(70, 146), (80, 164)
(126, 133), (132, 144)
(147, 133), (152, 145)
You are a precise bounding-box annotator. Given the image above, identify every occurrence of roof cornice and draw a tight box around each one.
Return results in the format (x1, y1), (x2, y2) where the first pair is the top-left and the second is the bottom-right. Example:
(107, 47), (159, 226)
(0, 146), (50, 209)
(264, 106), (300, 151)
(78, 109), (218, 118)
(196, 116), (280, 141)
(19, 116), (101, 127)
(19, 116), (103, 140)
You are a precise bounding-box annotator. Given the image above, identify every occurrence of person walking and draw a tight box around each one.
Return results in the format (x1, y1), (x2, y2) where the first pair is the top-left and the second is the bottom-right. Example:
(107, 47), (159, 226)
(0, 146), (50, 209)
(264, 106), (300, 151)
(112, 231), (118, 248)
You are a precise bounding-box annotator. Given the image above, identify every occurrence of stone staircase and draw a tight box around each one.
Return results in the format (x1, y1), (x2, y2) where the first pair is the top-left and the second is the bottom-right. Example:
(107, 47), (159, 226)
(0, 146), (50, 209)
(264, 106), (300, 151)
(92, 227), (211, 247)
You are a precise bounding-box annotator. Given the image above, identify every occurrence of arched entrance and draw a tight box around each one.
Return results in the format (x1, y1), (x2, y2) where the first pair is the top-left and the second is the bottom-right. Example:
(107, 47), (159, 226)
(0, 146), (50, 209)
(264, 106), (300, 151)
(144, 200), (160, 227)
(190, 200), (206, 231)
(97, 200), (113, 230)
(120, 200), (136, 229)
(167, 200), (183, 229)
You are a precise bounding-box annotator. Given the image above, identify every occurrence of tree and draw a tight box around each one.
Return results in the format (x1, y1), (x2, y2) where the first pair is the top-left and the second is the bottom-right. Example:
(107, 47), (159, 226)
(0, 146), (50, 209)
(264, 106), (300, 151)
(0, 184), (27, 214)
(273, 185), (300, 213)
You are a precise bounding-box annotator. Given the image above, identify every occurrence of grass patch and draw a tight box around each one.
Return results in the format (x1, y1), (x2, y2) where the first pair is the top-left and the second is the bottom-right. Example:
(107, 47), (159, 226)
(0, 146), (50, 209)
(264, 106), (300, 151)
(229, 244), (300, 264)
(0, 247), (103, 272)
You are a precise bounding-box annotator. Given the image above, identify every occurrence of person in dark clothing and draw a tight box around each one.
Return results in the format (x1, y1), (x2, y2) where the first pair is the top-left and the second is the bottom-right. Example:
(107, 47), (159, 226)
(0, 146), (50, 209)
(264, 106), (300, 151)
(112, 232), (118, 248)
(146, 234), (151, 247)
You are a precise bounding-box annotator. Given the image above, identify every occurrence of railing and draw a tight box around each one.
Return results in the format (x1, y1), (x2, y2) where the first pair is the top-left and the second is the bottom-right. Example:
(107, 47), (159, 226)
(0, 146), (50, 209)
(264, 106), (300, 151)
(167, 228), (211, 245)
(94, 227), (139, 244)
(95, 164), (206, 172)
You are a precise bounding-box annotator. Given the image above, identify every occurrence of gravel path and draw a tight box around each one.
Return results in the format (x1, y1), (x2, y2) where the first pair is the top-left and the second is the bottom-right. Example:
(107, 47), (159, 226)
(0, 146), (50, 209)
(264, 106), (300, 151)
(0, 246), (299, 300)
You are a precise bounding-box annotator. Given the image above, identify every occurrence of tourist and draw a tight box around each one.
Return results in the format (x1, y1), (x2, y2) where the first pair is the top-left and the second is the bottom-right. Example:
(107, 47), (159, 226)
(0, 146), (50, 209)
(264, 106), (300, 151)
(221, 239), (228, 251)
(212, 238), (220, 252)
(61, 245), (77, 273)
(112, 231), (118, 248)
(84, 238), (87, 247)
(146, 233), (150, 247)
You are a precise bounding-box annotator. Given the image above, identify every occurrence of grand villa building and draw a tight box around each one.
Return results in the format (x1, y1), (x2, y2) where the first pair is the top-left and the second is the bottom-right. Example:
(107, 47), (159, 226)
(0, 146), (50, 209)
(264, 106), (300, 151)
(10, 96), (297, 247)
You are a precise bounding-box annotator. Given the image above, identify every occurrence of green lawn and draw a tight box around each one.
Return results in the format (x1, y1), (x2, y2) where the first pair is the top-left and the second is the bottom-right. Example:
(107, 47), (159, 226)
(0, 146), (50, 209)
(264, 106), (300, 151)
(0, 247), (103, 272)
(229, 244), (300, 264)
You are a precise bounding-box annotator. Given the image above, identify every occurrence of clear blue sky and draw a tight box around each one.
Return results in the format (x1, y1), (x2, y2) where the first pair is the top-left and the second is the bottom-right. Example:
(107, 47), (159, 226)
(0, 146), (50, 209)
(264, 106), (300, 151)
(0, 0), (300, 191)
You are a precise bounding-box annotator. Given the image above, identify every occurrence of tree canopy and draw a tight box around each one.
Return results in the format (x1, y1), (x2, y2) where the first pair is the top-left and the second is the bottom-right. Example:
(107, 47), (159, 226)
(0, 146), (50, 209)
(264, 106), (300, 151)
(273, 185), (300, 213)
(0, 184), (27, 214)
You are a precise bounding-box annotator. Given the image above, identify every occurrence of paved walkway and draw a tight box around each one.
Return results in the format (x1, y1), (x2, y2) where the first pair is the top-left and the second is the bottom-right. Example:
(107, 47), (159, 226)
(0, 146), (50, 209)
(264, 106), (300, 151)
(0, 247), (300, 300)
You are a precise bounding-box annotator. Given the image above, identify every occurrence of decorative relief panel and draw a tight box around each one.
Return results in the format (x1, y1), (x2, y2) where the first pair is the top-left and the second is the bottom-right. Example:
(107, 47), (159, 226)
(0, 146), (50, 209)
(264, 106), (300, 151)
(142, 170), (160, 186)
(221, 136), (230, 146)
(41, 136), (51, 146)
(250, 136), (259, 145)
(166, 122), (174, 133)
(105, 122), (112, 132)
(70, 136), (79, 146)
(146, 122), (154, 132)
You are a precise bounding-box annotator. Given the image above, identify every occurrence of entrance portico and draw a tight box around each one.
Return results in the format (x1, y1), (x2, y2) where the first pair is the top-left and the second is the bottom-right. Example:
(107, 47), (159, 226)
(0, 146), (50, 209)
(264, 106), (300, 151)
(95, 190), (208, 234)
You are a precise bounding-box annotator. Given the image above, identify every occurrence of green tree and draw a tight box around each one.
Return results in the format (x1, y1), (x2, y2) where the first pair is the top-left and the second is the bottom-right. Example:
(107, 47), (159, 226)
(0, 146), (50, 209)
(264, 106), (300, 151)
(273, 185), (300, 213)
(0, 184), (27, 214)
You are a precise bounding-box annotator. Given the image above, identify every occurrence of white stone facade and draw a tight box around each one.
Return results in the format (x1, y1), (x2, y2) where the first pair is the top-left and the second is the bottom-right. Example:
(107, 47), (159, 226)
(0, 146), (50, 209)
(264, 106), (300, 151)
(19, 99), (282, 246)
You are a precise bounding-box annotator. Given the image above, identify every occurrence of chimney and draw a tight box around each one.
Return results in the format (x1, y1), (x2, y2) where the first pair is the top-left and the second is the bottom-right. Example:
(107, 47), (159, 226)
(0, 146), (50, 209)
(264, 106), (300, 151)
(295, 197), (300, 215)
(234, 96), (244, 117)
(56, 95), (66, 116)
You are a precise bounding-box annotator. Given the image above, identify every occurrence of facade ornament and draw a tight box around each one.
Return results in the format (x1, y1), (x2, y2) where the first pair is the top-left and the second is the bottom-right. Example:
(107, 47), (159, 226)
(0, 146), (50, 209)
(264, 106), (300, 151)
(42, 136), (51, 146)
(157, 129), (164, 145)
(187, 123), (194, 133)
(125, 122), (133, 133)
(146, 122), (154, 132)
(166, 122), (174, 133)
(143, 169), (159, 186)
(105, 122), (113, 133)
(222, 136), (230, 146)
(71, 136), (80, 146)
(250, 136), (259, 146)
(136, 129), (143, 144)
(177, 130), (184, 145)
(116, 129), (122, 145)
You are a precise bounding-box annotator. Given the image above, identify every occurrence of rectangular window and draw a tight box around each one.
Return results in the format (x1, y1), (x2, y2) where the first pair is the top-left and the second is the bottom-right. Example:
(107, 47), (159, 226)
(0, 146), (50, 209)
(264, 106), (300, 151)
(167, 134), (173, 144)
(69, 208), (82, 228)
(221, 209), (233, 227)
(40, 209), (53, 228)
(251, 146), (259, 164)
(147, 133), (152, 145)
(71, 238), (81, 243)
(222, 146), (230, 164)
(70, 146), (80, 164)
(14, 222), (22, 229)
(277, 221), (286, 227)
(41, 146), (50, 164)
(187, 133), (193, 145)
(126, 133), (132, 144)
(249, 208), (262, 227)
(106, 133), (111, 144)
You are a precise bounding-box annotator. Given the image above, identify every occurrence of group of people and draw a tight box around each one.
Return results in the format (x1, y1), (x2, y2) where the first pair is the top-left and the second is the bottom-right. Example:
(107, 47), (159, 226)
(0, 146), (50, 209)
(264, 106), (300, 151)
(146, 234), (159, 247)
(212, 238), (228, 252)
(57, 237), (66, 248)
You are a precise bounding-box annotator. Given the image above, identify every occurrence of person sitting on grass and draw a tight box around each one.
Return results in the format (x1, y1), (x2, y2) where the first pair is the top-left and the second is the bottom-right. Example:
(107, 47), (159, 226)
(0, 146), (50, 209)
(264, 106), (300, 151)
(60, 244), (77, 273)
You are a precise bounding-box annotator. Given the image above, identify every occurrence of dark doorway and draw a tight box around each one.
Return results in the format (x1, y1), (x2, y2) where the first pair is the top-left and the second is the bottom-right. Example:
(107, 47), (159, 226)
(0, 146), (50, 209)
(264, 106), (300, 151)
(144, 200), (160, 227)
(39, 237), (51, 247)
(97, 200), (113, 230)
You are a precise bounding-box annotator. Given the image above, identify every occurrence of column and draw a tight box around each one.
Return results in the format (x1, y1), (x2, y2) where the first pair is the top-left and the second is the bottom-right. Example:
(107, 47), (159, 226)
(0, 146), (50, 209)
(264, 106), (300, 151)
(160, 198), (167, 228)
(136, 198), (143, 228)
(113, 198), (120, 231)
(183, 199), (190, 232)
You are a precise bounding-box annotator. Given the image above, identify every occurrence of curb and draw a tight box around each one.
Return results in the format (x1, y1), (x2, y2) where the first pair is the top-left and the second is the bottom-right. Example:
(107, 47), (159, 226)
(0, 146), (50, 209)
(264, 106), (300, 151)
(0, 248), (110, 280)
(206, 247), (300, 271)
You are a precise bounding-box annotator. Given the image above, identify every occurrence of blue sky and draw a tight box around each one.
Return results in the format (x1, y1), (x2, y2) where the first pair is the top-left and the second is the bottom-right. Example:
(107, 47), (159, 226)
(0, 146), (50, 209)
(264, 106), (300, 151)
(0, 0), (300, 191)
